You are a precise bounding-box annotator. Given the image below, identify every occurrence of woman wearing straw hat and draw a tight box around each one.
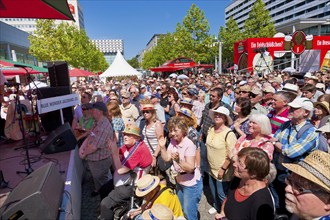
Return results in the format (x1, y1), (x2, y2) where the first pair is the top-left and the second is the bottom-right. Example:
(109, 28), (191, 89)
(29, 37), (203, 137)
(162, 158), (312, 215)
(311, 101), (330, 129)
(283, 150), (330, 220)
(126, 174), (184, 219)
(140, 103), (164, 170)
(159, 116), (203, 220)
(206, 106), (237, 215)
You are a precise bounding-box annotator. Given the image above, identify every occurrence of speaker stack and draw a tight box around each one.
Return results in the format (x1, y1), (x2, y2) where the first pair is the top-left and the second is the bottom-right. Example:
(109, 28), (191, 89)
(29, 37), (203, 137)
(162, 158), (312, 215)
(37, 61), (73, 132)
(40, 122), (77, 154)
(0, 162), (64, 220)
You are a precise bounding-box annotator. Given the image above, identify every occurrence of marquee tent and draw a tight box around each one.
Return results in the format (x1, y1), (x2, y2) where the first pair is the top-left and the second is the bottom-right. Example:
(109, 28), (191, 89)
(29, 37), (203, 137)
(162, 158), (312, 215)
(100, 51), (141, 78)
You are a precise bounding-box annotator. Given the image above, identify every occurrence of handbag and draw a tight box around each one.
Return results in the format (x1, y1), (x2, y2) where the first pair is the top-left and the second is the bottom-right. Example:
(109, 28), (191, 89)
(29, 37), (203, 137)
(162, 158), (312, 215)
(144, 126), (173, 172)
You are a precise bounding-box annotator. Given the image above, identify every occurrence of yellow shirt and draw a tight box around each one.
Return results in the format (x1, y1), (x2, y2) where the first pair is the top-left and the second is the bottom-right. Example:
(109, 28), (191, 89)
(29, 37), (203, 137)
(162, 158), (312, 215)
(153, 184), (184, 218)
(206, 127), (237, 179)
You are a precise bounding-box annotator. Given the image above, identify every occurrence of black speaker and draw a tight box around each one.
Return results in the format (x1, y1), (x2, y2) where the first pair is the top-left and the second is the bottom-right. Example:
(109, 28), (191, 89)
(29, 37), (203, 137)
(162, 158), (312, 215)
(37, 86), (74, 132)
(40, 122), (77, 154)
(47, 61), (70, 87)
(0, 162), (64, 220)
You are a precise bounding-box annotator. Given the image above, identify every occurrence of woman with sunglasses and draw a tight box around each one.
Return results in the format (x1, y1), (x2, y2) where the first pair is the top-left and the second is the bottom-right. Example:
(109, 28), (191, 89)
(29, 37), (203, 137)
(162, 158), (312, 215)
(140, 102), (164, 172)
(164, 88), (180, 118)
(215, 147), (275, 220)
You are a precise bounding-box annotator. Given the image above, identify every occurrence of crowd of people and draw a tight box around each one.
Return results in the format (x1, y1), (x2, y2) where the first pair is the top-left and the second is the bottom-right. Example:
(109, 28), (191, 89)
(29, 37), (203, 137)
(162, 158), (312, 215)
(1, 69), (330, 220)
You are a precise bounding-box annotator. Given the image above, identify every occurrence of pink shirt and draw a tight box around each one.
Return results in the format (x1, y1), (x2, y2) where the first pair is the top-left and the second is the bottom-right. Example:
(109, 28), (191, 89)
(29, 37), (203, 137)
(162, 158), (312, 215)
(167, 136), (201, 186)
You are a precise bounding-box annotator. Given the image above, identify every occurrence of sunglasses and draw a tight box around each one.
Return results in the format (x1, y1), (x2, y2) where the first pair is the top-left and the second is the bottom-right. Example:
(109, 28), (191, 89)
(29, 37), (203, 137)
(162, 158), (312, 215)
(249, 93), (257, 98)
(142, 110), (152, 114)
(182, 92), (188, 95)
(240, 91), (249, 94)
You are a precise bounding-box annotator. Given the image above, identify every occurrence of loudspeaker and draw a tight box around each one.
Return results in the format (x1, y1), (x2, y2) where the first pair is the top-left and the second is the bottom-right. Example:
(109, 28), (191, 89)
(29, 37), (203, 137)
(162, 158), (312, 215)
(47, 61), (70, 87)
(40, 122), (77, 154)
(0, 162), (64, 220)
(37, 86), (73, 132)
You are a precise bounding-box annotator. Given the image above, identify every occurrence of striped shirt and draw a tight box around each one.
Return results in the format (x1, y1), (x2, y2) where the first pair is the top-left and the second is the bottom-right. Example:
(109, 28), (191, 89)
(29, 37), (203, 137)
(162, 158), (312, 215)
(273, 120), (318, 171)
(142, 122), (158, 154)
(268, 108), (290, 134)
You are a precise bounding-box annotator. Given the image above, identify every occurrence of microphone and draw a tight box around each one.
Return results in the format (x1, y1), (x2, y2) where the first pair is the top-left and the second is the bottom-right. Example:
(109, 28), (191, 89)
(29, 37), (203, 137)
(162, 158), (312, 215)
(5, 82), (21, 87)
(14, 64), (30, 69)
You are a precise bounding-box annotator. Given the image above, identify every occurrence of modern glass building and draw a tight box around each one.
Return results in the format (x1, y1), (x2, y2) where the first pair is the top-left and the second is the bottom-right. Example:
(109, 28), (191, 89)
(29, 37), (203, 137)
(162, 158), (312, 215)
(91, 39), (124, 66)
(225, 0), (330, 35)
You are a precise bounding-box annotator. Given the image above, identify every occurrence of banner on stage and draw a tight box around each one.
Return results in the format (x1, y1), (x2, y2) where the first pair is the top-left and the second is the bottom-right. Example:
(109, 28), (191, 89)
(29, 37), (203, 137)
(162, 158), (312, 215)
(37, 94), (79, 114)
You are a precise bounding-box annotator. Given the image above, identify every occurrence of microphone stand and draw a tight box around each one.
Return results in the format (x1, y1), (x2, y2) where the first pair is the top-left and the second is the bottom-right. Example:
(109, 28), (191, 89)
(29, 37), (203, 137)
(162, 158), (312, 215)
(14, 84), (33, 175)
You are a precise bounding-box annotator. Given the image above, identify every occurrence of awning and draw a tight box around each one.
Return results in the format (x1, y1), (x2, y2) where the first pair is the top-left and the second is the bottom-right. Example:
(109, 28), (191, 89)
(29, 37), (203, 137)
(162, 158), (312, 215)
(69, 68), (95, 77)
(149, 66), (185, 72)
(0, 60), (48, 76)
(0, 0), (75, 21)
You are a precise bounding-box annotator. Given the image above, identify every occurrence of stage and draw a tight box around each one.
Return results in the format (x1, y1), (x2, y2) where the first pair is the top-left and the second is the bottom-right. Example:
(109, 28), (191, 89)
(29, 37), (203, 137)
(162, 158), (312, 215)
(0, 137), (84, 220)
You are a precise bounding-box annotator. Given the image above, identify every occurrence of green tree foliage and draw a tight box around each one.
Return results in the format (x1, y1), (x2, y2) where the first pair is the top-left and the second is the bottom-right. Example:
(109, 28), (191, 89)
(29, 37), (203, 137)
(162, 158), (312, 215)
(243, 0), (276, 38)
(219, 16), (243, 64)
(142, 4), (215, 70)
(29, 20), (108, 72)
(127, 56), (140, 69)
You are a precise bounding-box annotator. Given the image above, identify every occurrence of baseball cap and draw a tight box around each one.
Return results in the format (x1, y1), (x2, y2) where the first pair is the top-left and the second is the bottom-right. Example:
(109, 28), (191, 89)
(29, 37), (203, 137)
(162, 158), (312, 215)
(92, 102), (107, 112)
(288, 97), (314, 112)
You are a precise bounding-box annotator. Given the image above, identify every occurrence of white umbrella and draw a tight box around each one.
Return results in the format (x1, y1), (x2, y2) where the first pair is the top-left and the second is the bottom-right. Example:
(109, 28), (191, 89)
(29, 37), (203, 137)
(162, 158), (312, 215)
(169, 73), (178, 78)
(25, 80), (48, 90)
(177, 74), (188, 80)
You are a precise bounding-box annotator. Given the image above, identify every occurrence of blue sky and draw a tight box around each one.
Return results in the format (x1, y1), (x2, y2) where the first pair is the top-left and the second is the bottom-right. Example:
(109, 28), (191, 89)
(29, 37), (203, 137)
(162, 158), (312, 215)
(80, 0), (232, 60)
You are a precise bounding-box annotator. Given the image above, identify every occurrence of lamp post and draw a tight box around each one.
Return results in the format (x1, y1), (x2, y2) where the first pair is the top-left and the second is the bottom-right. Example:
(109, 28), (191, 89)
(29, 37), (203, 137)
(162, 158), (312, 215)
(218, 41), (222, 74)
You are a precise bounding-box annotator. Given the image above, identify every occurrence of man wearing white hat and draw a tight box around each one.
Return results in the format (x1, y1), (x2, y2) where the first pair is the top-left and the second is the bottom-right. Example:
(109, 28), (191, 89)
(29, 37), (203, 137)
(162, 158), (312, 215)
(283, 150), (330, 220)
(271, 97), (319, 215)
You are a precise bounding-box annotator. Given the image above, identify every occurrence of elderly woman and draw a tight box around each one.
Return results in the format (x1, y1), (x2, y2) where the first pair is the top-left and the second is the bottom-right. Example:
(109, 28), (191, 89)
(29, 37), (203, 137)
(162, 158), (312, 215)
(159, 116), (202, 220)
(107, 101), (125, 147)
(215, 147), (275, 220)
(233, 114), (274, 160)
(206, 106), (237, 215)
(311, 101), (330, 128)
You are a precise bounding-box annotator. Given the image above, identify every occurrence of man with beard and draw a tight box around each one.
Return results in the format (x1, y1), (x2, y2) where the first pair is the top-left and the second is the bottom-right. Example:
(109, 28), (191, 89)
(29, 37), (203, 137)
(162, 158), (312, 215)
(270, 97), (319, 215)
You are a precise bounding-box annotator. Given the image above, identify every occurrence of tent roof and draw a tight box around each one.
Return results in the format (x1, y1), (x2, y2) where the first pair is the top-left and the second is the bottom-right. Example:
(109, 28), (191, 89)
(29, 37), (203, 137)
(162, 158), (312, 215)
(100, 51), (141, 78)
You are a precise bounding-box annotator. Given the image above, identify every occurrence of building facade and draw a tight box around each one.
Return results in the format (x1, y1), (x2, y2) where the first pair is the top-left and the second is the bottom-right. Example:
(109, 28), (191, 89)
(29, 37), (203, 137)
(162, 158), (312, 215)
(0, 0), (84, 34)
(138, 34), (165, 64)
(225, 0), (330, 35)
(91, 39), (124, 66)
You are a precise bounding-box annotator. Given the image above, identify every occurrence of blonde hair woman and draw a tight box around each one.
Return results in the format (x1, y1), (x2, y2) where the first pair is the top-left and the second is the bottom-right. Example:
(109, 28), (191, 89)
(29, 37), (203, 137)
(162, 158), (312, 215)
(107, 101), (125, 147)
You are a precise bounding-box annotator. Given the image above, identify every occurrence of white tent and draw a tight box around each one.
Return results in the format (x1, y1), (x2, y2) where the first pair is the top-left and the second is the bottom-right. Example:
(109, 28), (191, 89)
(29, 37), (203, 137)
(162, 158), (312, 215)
(100, 51), (141, 78)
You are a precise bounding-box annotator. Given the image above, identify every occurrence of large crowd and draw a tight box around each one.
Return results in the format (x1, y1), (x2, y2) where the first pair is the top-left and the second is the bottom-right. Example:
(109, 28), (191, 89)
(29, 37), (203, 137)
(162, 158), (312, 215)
(0, 70), (330, 220)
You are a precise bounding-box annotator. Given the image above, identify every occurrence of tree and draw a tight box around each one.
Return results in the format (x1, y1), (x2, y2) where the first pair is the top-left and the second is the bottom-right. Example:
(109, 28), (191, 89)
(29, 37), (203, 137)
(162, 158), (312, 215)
(243, 0), (276, 38)
(219, 16), (243, 65)
(29, 19), (108, 72)
(127, 56), (140, 69)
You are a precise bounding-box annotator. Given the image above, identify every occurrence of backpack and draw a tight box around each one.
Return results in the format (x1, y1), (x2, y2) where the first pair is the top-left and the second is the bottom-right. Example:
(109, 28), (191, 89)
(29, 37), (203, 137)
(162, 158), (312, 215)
(280, 121), (329, 152)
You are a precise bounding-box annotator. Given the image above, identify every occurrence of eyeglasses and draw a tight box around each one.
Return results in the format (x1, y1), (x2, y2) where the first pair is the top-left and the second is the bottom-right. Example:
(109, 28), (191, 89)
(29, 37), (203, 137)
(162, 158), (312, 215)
(285, 174), (314, 195)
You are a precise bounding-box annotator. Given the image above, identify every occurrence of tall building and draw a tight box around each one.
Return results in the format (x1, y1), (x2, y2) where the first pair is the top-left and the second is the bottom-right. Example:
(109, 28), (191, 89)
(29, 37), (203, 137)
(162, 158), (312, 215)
(0, 0), (84, 34)
(138, 34), (165, 64)
(225, 0), (330, 35)
(91, 39), (124, 66)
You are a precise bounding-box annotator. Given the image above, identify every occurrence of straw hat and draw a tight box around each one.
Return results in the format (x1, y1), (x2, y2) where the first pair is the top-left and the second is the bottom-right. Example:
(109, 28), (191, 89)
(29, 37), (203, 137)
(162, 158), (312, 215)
(178, 108), (193, 119)
(283, 83), (299, 93)
(135, 174), (160, 197)
(283, 150), (330, 192)
(142, 204), (174, 220)
(209, 106), (233, 125)
(240, 85), (251, 92)
(123, 124), (141, 138)
(314, 101), (330, 115)
(180, 98), (193, 106)
(141, 104), (156, 111)
(263, 85), (275, 94)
